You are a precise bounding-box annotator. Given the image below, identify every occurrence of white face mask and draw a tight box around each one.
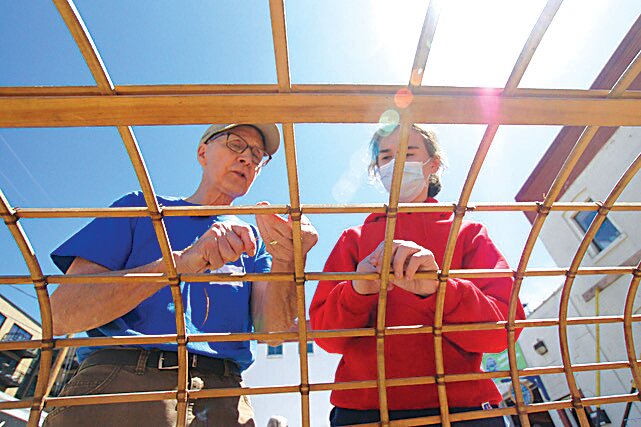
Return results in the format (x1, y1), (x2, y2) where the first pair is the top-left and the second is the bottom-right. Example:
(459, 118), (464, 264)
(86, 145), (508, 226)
(378, 159), (431, 202)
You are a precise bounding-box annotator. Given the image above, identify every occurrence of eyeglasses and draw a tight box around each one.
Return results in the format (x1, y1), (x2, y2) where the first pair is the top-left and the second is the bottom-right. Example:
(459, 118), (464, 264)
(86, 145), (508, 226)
(205, 132), (272, 168)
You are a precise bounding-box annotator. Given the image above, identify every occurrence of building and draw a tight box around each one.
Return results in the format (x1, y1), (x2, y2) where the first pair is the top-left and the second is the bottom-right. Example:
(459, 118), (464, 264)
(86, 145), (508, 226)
(244, 336), (340, 427)
(0, 293), (43, 426)
(0, 294), (41, 398)
(515, 19), (641, 427)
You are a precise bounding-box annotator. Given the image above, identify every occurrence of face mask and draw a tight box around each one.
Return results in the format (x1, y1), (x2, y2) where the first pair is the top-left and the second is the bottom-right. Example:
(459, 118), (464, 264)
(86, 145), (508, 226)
(378, 159), (431, 202)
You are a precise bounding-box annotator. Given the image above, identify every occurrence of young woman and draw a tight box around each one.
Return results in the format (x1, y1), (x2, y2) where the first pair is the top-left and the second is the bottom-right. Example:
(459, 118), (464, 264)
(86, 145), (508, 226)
(310, 124), (524, 426)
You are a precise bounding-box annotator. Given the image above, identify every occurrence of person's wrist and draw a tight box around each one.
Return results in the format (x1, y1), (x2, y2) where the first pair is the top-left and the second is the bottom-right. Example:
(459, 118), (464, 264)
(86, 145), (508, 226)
(173, 249), (205, 273)
(172, 250), (185, 271)
(270, 257), (296, 272)
(352, 280), (375, 295)
(415, 279), (438, 297)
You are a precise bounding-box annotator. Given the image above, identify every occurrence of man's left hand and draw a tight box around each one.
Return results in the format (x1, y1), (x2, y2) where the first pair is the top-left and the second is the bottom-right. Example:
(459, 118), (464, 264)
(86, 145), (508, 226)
(255, 201), (318, 263)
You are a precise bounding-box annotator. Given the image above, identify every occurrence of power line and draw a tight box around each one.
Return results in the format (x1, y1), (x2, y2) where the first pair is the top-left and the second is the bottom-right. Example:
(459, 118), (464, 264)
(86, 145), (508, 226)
(5, 284), (38, 300)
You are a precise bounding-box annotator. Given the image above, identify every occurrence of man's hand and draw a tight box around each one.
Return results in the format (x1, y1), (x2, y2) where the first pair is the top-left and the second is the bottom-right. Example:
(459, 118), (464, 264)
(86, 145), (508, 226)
(251, 202), (318, 339)
(354, 240), (439, 297)
(175, 221), (257, 273)
(255, 201), (319, 263)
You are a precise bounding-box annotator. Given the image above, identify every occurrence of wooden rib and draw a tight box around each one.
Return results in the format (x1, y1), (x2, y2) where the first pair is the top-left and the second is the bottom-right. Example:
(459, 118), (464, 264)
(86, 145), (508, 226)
(3, 84), (641, 99)
(294, 84), (641, 99)
(52, 0), (114, 94)
(0, 357), (628, 412)
(0, 190), (54, 427)
(2, 310), (638, 354)
(519, 134), (599, 426)
(269, 2), (311, 424)
(10, 201), (641, 219)
(10, 386), (641, 424)
(504, 3), (565, 422)
(117, 84), (279, 95)
(503, 0), (564, 91)
(281, 123), (312, 427)
(623, 260), (641, 394)
(45, 344), (70, 397)
(434, 2), (563, 425)
(556, 148), (641, 413)
(0, 400), (34, 411)
(4, 264), (640, 287)
(407, 5), (449, 424)
(409, 0), (441, 87)
(373, 6), (445, 424)
(116, 127), (189, 424)
(375, 120), (411, 425)
(52, 2), (189, 424)
(0, 358), (630, 405)
(5, 92), (641, 127)
(19, 312), (641, 351)
(270, 0), (291, 91)
(0, 86), (104, 96)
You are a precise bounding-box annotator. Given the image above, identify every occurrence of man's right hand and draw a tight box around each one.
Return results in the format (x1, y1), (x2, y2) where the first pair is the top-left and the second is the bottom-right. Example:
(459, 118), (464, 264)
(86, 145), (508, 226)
(175, 221), (257, 273)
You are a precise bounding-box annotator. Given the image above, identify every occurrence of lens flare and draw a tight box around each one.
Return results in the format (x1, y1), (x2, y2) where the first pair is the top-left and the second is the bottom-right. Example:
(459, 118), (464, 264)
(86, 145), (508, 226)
(394, 88), (414, 109)
(378, 109), (400, 135)
(479, 87), (500, 123)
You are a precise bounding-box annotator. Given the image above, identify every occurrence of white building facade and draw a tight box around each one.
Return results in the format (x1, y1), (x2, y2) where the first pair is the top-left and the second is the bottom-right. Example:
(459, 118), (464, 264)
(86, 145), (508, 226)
(244, 341), (340, 427)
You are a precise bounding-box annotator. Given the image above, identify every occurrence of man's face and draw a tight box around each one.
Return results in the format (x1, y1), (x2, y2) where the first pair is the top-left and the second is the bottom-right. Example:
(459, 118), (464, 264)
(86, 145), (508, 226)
(197, 125), (266, 200)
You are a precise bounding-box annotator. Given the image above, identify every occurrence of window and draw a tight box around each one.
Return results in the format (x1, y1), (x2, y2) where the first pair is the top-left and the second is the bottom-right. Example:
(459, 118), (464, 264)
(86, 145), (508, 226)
(3, 324), (33, 342)
(0, 313), (5, 329)
(0, 354), (18, 375)
(299, 341), (314, 354)
(572, 208), (621, 253)
(267, 344), (283, 357)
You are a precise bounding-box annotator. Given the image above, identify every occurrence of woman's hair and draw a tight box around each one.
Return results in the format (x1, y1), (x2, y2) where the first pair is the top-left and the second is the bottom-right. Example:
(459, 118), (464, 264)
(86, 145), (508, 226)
(368, 124), (447, 197)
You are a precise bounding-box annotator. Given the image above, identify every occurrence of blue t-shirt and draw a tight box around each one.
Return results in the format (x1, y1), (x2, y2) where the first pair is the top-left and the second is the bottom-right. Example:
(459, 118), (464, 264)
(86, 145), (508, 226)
(51, 192), (271, 372)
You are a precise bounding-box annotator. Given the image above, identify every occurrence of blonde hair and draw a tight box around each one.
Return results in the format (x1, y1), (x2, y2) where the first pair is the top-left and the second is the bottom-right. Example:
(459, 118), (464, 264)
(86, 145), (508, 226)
(368, 124), (447, 197)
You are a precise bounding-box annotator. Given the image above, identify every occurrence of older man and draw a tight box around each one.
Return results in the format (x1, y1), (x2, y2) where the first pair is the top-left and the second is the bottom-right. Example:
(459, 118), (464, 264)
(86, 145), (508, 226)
(45, 124), (317, 427)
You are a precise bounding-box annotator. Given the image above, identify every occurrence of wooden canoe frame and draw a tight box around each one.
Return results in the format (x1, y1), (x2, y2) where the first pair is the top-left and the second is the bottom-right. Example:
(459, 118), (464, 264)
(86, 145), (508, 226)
(1, 1), (641, 426)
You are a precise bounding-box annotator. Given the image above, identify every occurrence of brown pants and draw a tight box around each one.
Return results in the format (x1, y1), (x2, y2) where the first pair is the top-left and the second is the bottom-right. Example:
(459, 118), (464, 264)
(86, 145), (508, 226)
(44, 353), (255, 427)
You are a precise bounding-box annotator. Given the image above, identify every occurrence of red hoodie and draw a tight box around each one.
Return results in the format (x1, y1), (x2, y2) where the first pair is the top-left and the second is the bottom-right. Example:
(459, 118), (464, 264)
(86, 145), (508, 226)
(310, 200), (525, 410)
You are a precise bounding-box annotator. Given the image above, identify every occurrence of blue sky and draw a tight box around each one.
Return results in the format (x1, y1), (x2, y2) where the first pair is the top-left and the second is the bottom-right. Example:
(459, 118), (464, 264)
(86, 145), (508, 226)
(1, 0), (640, 322)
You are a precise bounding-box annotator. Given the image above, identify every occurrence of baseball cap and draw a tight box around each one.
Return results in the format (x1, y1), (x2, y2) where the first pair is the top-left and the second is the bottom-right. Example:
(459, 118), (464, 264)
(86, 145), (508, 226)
(199, 124), (281, 155)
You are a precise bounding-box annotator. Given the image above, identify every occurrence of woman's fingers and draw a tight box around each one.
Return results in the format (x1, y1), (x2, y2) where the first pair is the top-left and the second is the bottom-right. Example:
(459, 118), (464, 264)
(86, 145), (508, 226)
(357, 240), (440, 296)
(405, 252), (432, 281)
(391, 244), (419, 280)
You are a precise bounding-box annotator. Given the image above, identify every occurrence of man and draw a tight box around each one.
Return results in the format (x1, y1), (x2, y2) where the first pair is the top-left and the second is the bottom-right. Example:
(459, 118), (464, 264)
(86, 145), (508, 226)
(45, 124), (318, 427)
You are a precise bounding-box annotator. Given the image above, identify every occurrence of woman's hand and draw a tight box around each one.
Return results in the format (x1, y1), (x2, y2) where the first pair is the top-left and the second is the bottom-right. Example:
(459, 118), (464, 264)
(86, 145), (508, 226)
(255, 201), (318, 263)
(354, 240), (439, 297)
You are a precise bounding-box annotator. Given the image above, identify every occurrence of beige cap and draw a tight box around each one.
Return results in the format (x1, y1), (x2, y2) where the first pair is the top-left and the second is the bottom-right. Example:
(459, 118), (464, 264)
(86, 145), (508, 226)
(199, 124), (280, 155)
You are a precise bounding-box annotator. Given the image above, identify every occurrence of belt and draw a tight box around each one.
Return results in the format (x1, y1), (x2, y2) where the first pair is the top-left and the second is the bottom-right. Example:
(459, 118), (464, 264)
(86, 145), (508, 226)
(83, 349), (240, 376)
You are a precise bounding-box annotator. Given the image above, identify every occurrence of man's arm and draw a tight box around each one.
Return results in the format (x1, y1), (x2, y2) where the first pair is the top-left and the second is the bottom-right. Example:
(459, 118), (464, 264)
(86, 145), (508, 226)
(51, 257), (169, 335)
(251, 259), (298, 338)
(51, 221), (258, 336)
